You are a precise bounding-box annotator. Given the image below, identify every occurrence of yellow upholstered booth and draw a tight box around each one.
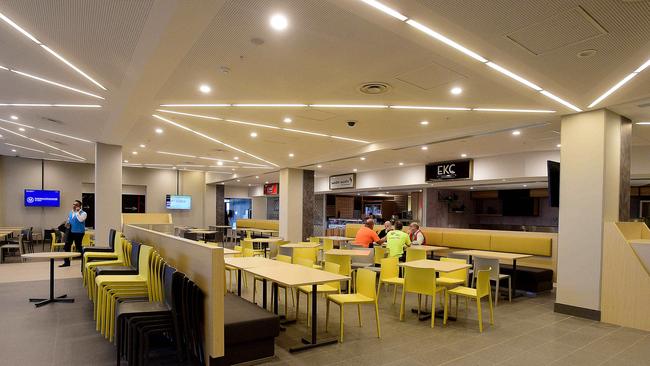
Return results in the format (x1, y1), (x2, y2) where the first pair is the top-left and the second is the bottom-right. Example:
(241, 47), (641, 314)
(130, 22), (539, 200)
(490, 235), (552, 256)
(442, 232), (491, 251)
(236, 219), (279, 231)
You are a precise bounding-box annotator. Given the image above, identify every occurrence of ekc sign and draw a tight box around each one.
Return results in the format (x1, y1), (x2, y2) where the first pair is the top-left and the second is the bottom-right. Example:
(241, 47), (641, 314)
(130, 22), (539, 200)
(425, 159), (473, 181)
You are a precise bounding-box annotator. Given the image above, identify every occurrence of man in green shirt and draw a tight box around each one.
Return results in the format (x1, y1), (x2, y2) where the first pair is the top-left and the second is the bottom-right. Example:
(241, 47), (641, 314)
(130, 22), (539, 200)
(385, 221), (410, 260)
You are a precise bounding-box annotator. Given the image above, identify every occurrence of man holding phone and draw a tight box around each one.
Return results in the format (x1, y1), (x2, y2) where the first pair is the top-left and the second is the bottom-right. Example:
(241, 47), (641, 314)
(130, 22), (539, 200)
(60, 200), (87, 267)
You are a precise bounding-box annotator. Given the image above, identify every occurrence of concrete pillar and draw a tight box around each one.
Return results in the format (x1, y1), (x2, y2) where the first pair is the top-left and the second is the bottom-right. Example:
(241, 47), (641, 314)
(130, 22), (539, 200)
(555, 109), (631, 319)
(215, 184), (225, 225)
(279, 168), (314, 242)
(94, 143), (122, 245)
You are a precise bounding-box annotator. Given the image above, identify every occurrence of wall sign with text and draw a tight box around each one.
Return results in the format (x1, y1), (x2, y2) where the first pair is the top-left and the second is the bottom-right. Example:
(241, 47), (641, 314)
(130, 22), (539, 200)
(264, 183), (279, 195)
(329, 173), (356, 190)
(425, 159), (473, 181)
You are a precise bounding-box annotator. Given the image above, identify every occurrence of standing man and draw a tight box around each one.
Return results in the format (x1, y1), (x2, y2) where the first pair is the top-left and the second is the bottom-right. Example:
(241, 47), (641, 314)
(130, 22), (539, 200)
(60, 200), (87, 267)
(409, 222), (426, 246)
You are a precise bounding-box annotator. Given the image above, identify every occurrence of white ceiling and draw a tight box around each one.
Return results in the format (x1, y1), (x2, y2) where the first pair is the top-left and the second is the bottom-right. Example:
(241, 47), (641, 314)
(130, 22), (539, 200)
(0, 0), (649, 186)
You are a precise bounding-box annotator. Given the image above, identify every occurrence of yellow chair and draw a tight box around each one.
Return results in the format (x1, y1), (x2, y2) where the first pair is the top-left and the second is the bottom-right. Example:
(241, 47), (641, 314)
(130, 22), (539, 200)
(225, 246), (247, 291)
(275, 255), (295, 315)
(400, 266), (445, 328)
(241, 239), (264, 257)
(436, 257), (469, 308)
(50, 232), (66, 252)
(373, 247), (387, 266)
(325, 253), (352, 292)
(444, 268), (494, 332)
(325, 268), (380, 343)
(297, 262), (341, 326)
(405, 248), (426, 262)
(293, 257), (314, 268)
(322, 239), (334, 252)
(309, 237), (320, 243)
(81, 232), (93, 248)
(84, 238), (129, 298)
(293, 247), (321, 269)
(377, 257), (404, 305)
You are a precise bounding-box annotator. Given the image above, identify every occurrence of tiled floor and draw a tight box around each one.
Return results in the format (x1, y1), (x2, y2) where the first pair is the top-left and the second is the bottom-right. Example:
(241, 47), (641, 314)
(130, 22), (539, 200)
(1, 271), (649, 365)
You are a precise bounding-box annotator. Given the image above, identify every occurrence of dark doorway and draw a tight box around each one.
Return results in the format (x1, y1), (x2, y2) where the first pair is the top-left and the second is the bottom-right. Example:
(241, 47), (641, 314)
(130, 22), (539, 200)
(82, 193), (95, 228)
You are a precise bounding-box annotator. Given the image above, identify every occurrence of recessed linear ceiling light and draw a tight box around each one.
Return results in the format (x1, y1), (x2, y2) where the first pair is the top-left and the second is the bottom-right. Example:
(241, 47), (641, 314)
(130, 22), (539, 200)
(0, 103), (101, 108)
(4, 69), (104, 99)
(472, 108), (555, 113)
(5, 142), (44, 153)
(450, 87), (463, 95)
(310, 104), (388, 108)
(0, 118), (34, 129)
(234, 104), (306, 107)
(37, 129), (92, 143)
(152, 114), (278, 167)
(0, 125), (85, 160)
(11, 149), (16, 152)
(0, 12), (106, 90)
(10, 115), (17, 120)
(636, 122), (650, 125)
(360, 1), (581, 112)
(156, 109), (370, 143)
(18, 127), (25, 131)
(390, 105), (471, 111)
(157, 151), (196, 158)
(588, 58), (650, 108)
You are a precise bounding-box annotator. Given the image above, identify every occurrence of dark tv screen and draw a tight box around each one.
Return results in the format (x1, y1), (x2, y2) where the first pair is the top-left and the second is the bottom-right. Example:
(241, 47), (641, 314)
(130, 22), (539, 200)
(547, 161), (560, 207)
(500, 190), (538, 216)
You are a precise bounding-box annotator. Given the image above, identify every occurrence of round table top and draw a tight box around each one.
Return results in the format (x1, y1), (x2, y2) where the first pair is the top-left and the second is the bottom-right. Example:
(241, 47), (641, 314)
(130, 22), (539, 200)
(22, 252), (82, 259)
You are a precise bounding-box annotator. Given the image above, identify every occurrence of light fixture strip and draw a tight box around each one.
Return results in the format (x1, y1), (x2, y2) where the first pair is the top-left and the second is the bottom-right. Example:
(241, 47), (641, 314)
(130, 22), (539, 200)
(330, 136), (371, 143)
(5, 142), (44, 153)
(309, 104), (388, 108)
(198, 156), (236, 163)
(37, 128), (92, 143)
(588, 73), (638, 108)
(0, 118), (35, 128)
(540, 91), (582, 112)
(485, 62), (542, 91)
(282, 128), (328, 137)
(48, 152), (85, 161)
(7, 69), (104, 99)
(389, 105), (471, 111)
(152, 114), (278, 167)
(0, 125), (85, 160)
(0, 103), (101, 108)
(472, 108), (555, 113)
(156, 151), (197, 158)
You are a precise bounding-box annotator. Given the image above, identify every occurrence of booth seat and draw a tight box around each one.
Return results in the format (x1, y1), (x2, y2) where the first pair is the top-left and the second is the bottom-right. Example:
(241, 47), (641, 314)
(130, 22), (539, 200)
(236, 219), (279, 231)
(344, 223), (382, 238)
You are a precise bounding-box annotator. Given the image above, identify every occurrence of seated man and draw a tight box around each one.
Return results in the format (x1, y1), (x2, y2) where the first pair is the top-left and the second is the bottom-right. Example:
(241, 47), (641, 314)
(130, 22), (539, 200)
(377, 221), (392, 239)
(409, 222), (426, 245)
(385, 222), (410, 260)
(354, 218), (384, 248)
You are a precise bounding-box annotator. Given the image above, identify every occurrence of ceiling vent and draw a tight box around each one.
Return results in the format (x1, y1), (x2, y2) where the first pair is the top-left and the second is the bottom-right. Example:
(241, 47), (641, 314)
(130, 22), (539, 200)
(359, 82), (391, 95)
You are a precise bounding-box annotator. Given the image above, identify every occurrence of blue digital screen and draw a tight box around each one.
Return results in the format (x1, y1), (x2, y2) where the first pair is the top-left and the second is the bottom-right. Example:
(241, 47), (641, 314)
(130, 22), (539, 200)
(24, 189), (61, 207)
(165, 195), (191, 210)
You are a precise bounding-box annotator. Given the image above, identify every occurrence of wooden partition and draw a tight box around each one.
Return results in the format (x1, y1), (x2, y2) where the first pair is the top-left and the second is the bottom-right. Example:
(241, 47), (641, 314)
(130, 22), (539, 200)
(124, 224), (224, 363)
(601, 222), (650, 331)
(121, 213), (173, 234)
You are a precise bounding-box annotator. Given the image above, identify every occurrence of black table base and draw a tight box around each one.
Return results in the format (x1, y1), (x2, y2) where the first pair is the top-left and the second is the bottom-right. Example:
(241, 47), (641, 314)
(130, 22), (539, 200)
(29, 258), (75, 307)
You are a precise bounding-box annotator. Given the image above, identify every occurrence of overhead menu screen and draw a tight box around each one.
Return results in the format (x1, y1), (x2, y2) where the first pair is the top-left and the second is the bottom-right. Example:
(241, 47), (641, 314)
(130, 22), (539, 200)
(165, 195), (192, 210)
(24, 189), (61, 207)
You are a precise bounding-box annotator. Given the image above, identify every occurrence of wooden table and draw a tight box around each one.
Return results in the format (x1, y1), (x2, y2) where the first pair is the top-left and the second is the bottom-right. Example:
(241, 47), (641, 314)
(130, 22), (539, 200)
(246, 263), (349, 352)
(452, 250), (532, 298)
(325, 249), (372, 257)
(399, 259), (472, 321)
(280, 242), (321, 249)
(409, 245), (449, 252)
(21, 252), (81, 307)
(188, 229), (218, 242)
(225, 257), (287, 296)
(249, 237), (283, 257)
(315, 236), (355, 248)
(241, 228), (279, 237)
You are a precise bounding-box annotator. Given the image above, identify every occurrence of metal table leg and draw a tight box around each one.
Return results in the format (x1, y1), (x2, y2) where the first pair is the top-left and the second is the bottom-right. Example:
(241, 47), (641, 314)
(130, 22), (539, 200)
(290, 283), (338, 352)
(237, 269), (242, 296)
(29, 258), (74, 307)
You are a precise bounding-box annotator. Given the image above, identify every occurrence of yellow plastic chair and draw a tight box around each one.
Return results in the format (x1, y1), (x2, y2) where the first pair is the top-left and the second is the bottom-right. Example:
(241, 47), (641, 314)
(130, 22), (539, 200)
(309, 237), (320, 243)
(373, 247), (387, 266)
(322, 239), (334, 252)
(444, 268), (494, 332)
(325, 253), (352, 292)
(82, 232), (123, 282)
(241, 239), (264, 257)
(94, 245), (155, 340)
(294, 257), (315, 268)
(275, 255), (295, 315)
(405, 248), (426, 262)
(293, 247), (318, 266)
(297, 262), (341, 326)
(325, 268), (380, 343)
(400, 266), (445, 328)
(84, 238), (129, 298)
(81, 233), (93, 248)
(436, 257), (469, 308)
(50, 232), (66, 252)
(377, 257), (404, 305)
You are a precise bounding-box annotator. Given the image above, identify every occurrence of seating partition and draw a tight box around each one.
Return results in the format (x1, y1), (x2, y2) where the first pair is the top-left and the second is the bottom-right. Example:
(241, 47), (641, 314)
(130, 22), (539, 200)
(121, 213), (173, 234)
(236, 219), (279, 231)
(602, 222), (650, 331)
(123, 224), (225, 363)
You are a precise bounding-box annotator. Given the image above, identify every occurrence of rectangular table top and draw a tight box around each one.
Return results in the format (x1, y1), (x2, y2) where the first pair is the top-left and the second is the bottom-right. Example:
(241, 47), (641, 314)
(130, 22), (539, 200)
(325, 249), (372, 257)
(222, 248), (239, 256)
(248, 237), (283, 243)
(399, 259), (471, 273)
(408, 245), (449, 252)
(453, 249), (533, 260)
(316, 236), (355, 241)
(281, 242), (321, 248)
(224, 256), (286, 269)
(241, 228), (279, 233)
(246, 264), (349, 287)
(189, 230), (218, 234)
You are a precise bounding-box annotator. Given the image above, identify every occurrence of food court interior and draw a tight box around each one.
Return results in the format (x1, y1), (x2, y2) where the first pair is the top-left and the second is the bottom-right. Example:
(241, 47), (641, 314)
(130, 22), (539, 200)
(1, 1), (650, 365)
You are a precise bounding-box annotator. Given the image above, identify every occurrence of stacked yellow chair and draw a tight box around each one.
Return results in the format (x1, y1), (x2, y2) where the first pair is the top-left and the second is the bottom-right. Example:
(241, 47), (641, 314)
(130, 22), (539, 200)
(83, 238), (130, 299)
(377, 257), (404, 305)
(50, 232), (66, 252)
(94, 245), (161, 341)
(82, 232), (123, 285)
(325, 268), (380, 342)
(444, 268), (494, 332)
(400, 266), (445, 328)
(296, 262), (340, 326)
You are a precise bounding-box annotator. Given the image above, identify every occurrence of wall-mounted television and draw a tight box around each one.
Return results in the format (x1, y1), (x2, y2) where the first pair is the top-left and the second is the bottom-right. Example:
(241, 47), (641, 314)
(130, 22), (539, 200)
(547, 160), (560, 207)
(165, 195), (191, 210)
(25, 189), (61, 207)
(500, 190), (539, 217)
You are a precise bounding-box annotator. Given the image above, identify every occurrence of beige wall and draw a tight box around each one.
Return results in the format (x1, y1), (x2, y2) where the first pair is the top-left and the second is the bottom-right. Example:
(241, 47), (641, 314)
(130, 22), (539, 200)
(0, 156), (215, 232)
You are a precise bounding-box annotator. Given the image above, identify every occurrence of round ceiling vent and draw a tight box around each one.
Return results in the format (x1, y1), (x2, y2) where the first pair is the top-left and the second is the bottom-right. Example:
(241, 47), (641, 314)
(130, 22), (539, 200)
(577, 49), (597, 58)
(359, 82), (391, 95)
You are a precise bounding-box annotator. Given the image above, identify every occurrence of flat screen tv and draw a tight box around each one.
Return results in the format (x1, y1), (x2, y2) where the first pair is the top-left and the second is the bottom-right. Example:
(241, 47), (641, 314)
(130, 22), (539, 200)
(165, 195), (191, 210)
(547, 160), (560, 207)
(24, 189), (61, 207)
(500, 190), (538, 216)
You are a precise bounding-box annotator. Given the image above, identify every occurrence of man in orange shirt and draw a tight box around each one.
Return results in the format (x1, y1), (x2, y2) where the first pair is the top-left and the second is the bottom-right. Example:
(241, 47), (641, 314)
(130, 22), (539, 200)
(354, 218), (385, 248)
